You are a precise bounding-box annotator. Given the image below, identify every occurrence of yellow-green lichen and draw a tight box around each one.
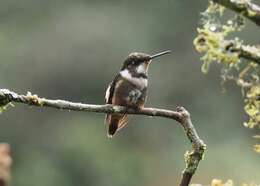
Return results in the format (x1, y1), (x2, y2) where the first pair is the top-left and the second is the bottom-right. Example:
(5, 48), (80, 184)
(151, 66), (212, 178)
(253, 144), (260, 153)
(194, 24), (240, 73)
(195, 1), (260, 153)
(205, 1), (225, 16)
(244, 85), (260, 128)
(112, 105), (122, 112)
(25, 91), (44, 106)
(194, 1), (246, 73)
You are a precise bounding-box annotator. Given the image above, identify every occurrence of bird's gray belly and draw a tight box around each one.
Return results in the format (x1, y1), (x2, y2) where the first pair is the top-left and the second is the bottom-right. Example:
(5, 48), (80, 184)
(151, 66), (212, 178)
(127, 89), (143, 105)
(113, 80), (147, 108)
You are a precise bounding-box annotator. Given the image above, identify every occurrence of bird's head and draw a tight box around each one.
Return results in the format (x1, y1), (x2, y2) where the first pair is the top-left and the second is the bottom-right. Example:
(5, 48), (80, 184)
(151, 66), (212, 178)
(121, 50), (171, 75)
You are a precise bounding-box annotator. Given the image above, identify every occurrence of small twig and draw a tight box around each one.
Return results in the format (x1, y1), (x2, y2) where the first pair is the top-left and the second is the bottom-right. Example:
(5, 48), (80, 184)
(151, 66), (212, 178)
(237, 44), (260, 64)
(225, 40), (260, 64)
(0, 89), (206, 186)
(221, 40), (260, 64)
(212, 0), (260, 26)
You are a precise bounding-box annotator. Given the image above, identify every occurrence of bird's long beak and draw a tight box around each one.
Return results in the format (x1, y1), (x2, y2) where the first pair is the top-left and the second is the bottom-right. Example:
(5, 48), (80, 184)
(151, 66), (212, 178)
(150, 50), (171, 59)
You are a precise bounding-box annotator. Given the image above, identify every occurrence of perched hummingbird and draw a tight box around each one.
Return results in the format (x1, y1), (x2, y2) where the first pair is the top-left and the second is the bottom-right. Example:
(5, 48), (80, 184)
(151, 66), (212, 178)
(105, 50), (171, 137)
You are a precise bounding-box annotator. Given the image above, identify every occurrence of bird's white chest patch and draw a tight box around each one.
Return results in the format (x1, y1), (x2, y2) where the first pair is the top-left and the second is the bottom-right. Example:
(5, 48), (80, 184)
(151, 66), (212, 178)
(120, 69), (147, 90)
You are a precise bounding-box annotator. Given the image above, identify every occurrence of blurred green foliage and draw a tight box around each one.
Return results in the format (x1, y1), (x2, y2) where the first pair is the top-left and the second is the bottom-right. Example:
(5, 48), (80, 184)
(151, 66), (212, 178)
(0, 0), (260, 186)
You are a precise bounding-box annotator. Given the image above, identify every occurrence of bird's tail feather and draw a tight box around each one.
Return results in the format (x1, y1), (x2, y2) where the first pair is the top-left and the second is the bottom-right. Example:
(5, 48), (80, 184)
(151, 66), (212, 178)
(105, 114), (129, 137)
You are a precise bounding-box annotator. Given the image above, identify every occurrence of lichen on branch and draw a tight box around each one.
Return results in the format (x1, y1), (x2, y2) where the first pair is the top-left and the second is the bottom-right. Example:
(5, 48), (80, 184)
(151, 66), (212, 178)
(212, 0), (260, 26)
(194, 1), (260, 152)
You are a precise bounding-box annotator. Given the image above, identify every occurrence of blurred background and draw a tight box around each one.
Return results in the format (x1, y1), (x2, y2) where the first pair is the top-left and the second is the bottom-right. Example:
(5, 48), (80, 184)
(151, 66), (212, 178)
(0, 0), (259, 185)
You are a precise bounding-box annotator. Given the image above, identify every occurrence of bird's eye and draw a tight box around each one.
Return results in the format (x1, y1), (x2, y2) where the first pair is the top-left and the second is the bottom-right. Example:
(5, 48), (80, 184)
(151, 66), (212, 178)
(131, 61), (135, 65)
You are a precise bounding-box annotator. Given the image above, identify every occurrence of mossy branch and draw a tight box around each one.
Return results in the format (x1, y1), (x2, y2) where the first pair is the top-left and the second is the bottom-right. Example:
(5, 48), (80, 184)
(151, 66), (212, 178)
(194, 31), (260, 67)
(212, 0), (260, 26)
(0, 88), (206, 186)
(237, 44), (260, 64)
(218, 39), (260, 64)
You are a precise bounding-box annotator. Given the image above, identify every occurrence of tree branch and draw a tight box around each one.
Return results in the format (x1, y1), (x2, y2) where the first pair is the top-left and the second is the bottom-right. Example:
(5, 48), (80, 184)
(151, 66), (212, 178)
(0, 89), (206, 186)
(228, 41), (260, 64)
(194, 31), (260, 65)
(212, 0), (260, 26)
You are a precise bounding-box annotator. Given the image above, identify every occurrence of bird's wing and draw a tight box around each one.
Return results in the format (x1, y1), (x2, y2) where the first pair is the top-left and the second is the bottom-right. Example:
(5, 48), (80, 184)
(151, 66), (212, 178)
(105, 74), (120, 104)
(105, 84), (111, 104)
(104, 74), (130, 137)
(105, 74), (121, 125)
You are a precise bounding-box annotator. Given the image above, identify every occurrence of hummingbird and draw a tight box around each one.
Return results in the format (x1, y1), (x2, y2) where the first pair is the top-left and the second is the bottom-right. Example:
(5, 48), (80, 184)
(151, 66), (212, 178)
(105, 50), (171, 137)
